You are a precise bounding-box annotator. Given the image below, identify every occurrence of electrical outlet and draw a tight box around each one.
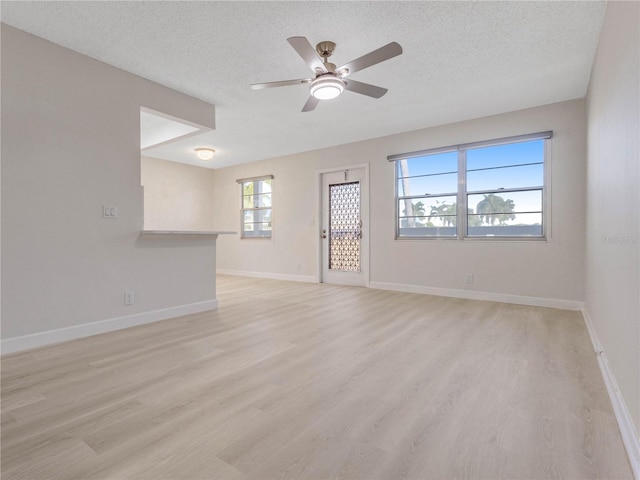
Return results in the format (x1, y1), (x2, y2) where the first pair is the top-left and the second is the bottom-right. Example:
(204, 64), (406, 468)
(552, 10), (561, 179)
(103, 205), (118, 219)
(465, 273), (474, 284)
(124, 291), (134, 306)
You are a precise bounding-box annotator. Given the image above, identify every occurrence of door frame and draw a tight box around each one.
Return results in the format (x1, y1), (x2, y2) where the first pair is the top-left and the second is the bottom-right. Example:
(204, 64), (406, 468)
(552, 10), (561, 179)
(316, 163), (370, 286)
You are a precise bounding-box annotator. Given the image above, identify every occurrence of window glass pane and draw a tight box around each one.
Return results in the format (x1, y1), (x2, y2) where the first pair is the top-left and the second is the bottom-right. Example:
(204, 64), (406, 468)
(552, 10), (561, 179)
(259, 179), (272, 193)
(398, 198), (428, 218)
(467, 163), (543, 192)
(396, 152), (458, 239)
(399, 216), (457, 228)
(467, 213), (543, 237)
(243, 182), (254, 196)
(259, 209), (272, 223)
(424, 196), (458, 222)
(243, 209), (271, 223)
(468, 190), (542, 216)
(243, 193), (271, 208)
(467, 140), (544, 170)
(258, 193), (271, 207)
(399, 196), (457, 219)
(397, 219), (456, 237)
(243, 222), (272, 237)
(398, 195), (457, 237)
(397, 151), (457, 177)
(397, 172), (457, 197)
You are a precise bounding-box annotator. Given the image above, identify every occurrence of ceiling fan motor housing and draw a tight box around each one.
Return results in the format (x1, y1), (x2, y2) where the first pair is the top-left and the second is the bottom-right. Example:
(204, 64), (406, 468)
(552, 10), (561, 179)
(316, 41), (336, 58)
(315, 41), (338, 73)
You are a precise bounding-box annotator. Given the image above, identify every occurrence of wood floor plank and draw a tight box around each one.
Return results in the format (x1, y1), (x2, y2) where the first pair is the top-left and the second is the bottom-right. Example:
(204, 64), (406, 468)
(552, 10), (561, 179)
(1, 275), (633, 479)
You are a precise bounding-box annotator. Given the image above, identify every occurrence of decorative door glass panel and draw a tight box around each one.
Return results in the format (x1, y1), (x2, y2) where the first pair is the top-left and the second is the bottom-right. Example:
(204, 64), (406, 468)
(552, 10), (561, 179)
(329, 182), (361, 272)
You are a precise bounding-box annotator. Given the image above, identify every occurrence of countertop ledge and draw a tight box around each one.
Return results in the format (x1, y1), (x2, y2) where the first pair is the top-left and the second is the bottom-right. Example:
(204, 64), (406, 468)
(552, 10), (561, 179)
(141, 230), (237, 235)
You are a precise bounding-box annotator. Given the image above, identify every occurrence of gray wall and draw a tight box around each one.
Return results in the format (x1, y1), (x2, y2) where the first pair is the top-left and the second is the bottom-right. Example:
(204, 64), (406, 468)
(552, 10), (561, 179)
(2, 25), (217, 339)
(586, 1), (640, 434)
(141, 156), (217, 231)
(214, 99), (587, 304)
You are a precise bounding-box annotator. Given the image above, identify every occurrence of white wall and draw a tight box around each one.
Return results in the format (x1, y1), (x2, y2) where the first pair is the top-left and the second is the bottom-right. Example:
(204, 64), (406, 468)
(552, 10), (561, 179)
(214, 99), (587, 304)
(585, 0), (640, 436)
(1, 25), (218, 341)
(141, 156), (216, 231)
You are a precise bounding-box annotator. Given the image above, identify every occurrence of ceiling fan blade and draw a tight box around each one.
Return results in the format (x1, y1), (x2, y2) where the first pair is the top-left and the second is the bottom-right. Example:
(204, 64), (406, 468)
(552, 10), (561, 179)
(302, 95), (320, 112)
(344, 79), (388, 98)
(337, 42), (402, 76)
(251, 78), (311, 90)
(287, 36), (328, 74)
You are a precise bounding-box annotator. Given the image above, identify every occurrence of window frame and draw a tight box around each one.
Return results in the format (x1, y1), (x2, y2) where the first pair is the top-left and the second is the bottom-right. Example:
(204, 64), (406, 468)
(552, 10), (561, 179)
(237, 175), (274, 239)
(390, 131), (552, 241)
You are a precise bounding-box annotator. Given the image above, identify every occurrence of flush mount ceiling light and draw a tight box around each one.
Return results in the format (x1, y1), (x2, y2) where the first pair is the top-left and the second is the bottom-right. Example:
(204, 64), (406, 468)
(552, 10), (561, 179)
(195, 148), (215, 161)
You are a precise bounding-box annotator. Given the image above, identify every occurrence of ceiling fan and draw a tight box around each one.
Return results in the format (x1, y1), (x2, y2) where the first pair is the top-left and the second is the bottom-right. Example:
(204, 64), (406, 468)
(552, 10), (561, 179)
(251, 37), (403, 112)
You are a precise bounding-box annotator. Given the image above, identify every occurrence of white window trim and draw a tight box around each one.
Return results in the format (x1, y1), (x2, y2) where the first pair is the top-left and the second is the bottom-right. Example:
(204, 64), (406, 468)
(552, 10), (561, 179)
(237, 175), (274, 239)
(390, 132), (552, 241)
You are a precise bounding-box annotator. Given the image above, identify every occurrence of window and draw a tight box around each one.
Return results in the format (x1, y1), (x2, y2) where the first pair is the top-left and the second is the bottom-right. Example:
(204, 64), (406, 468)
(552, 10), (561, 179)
(237, 175), (273, 238)
(397, 150), (458, 237)
(391, 132), (551, 239)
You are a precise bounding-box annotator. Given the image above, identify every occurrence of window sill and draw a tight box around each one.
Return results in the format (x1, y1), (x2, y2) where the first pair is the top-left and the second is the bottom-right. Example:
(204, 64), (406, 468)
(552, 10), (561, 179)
(395, 235), (547, 242)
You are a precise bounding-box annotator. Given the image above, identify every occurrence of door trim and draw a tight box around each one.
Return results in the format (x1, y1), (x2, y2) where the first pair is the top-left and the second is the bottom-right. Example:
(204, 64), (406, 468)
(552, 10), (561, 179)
(316, 163), (370, 286)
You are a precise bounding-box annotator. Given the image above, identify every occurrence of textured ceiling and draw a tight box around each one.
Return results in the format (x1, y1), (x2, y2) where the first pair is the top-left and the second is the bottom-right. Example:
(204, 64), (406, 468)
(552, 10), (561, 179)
(1, 1), (606, 169)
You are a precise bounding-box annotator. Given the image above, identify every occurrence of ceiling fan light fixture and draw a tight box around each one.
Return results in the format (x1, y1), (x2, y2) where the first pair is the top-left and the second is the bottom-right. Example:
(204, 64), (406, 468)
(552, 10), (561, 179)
(195, 148), (215, 161)
(310, 75), (345, 100)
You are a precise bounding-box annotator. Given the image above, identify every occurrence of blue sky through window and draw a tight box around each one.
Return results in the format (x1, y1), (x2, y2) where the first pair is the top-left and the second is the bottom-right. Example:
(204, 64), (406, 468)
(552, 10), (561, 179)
(397, 139), (544, 223)
(467, 140), (544, 170)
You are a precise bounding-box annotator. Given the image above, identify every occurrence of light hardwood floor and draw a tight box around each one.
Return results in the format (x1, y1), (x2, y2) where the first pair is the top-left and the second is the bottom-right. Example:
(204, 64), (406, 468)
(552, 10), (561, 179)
(1, 275), (633, 479)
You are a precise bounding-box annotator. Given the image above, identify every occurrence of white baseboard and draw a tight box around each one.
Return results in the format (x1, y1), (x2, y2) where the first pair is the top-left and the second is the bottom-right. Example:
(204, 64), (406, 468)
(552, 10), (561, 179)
(216, 268), (317, 284)
(1, 299), (219, 355)
(369, 281), (584, 310)
(582, 308), (640, 479)
(215, 272), (582, 310)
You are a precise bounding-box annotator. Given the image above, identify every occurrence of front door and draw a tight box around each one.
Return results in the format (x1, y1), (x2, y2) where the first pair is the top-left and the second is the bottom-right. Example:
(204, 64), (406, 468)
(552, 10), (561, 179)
(321, 168), (368, 286)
